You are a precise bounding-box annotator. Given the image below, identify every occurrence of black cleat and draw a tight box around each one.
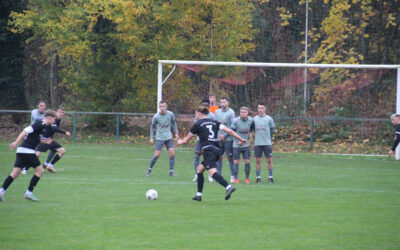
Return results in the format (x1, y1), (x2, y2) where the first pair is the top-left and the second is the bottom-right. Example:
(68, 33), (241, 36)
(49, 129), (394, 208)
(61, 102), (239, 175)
(256, 178), (262, 183)
(192, 195), (202, 202)
(169, 172), (177, 177)
(268, 177), (274, 184)
(225, 186), (236, 200)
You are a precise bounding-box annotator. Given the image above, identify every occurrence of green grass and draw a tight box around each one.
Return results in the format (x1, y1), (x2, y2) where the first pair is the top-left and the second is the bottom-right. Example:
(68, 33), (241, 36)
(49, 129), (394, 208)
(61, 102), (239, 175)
(0, 142), (399, 249)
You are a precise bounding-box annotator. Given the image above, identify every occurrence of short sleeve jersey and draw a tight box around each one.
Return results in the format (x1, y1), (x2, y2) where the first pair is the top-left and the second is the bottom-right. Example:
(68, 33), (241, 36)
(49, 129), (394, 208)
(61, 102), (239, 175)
(215, 108), (235, 141)
(18, 121), (47, 152)
(190, 118), (222, 149)
(253, 115), (275, 146)
(151, 111), (177, 140)
(231, 117), (253, 148)
(31, 109), (45, 125)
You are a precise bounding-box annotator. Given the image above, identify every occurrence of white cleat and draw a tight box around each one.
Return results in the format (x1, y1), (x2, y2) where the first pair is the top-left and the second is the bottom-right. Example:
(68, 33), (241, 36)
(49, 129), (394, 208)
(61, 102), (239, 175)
(21, 169), (27, 175)
(230, 176), (235, 183)
(208, 175), (214, 182)
(192, 174), (198, 182)
(0, 192), (5, 202)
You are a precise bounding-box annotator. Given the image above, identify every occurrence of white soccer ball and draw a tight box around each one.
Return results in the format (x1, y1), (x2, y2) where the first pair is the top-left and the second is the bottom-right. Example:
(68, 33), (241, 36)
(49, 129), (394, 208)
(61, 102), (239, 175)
(146, 189), (158, 200)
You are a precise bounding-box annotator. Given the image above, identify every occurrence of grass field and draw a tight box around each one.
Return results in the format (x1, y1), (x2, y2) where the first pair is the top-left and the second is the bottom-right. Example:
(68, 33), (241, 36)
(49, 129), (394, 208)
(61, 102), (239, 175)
(0, 142), (399, 249)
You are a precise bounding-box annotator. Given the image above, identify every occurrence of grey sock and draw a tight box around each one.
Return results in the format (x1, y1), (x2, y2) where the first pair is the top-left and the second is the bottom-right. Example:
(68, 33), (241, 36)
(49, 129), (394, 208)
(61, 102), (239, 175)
(256, 169), (261, 178)
(169, 157), (175, 171)
(268, 168), (273, 177)
(217, 159), (222, 174)
(245, 163), (250, 179)
(233, 163), (239, 179)
(148, 156), (158, 170)
(194, 154), (200, 173)
(229, 159), (234, 177)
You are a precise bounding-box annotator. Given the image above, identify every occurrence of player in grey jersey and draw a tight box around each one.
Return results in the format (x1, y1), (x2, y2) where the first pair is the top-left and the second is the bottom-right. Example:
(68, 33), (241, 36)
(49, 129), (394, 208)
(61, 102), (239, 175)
(146, 101), (179, 176)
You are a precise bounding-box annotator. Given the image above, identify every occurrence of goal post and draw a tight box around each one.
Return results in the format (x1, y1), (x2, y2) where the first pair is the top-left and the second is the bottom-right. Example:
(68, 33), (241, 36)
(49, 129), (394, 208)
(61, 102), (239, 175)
(157, 60), (400, 158)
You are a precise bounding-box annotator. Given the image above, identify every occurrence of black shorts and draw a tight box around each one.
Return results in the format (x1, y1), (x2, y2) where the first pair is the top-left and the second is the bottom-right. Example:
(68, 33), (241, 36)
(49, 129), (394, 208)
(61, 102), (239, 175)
(233, 147), (251, 160)
(14, 153), (41, 169)
(36, 141), (62, 153)
(201, 146), (220, 170)
(218, 140), (233, 157)
(254, 145), (273, 158)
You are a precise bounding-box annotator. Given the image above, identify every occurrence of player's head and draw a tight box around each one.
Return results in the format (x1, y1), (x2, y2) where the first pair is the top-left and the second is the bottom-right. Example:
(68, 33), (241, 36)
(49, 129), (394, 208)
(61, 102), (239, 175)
(391, 114), (400, 125)
(195, 105), (209, 119)
(159, 100), (168, 114)
(37, 101), (46, 113)
(240, 107), (249, 119)
(220, 97), (229, 109)
(201, 99), (210, 108)
(257, 103), (266, 116)
(209, 94), (216, 104)
(43, 110), (57, 125)
(57, 107), (65, 118)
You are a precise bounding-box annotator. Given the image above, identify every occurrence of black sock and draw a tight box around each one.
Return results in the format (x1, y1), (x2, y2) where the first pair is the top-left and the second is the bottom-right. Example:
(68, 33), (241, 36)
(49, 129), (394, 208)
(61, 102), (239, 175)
(50, 154), (61, 165)
(2, 175), (14, 191)
(46, 150), (56, 163)
(197, 173), (204, 193)
(28, 175), (40, 192)
(212, 172), (228, 188)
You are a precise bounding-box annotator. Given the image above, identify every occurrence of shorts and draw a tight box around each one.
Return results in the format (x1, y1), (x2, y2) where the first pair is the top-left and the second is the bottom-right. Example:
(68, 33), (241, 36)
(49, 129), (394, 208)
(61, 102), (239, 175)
(194, 140), (202, 154)
(218, 140), (233, 157)
(233, 147), (251, 160)
(254, 145), (272, 158)
(36, 141), (62, 153)
(155, 139), (174, 151)
(14, 153), (41, 169)
(201, 146), (220, 170)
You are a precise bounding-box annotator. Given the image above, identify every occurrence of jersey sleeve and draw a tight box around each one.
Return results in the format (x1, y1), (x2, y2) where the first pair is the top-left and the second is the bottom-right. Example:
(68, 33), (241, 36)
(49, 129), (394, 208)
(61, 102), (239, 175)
(171, 112), (178, 135)
(24, 126), (34, 134)
(230, 118), (238, 131)
(269, 117), (275, 129)
(190, 123), (198, 135)
(150, 115), (157, 139)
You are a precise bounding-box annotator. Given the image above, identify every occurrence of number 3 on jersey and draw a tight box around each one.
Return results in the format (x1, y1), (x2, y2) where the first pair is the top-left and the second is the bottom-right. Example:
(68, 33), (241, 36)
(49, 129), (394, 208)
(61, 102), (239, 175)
(206, 125), (214, 138)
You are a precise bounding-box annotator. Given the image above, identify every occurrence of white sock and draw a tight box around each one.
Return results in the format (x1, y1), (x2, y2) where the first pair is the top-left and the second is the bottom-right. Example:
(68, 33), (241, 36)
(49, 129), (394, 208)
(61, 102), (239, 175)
(226, 185), (231, 190)
(257, 176), (261, 178)
(269, 176), (273, 178)
(196, 192), (202, 196)
(25, 190), (32, 195)
(0, 188), (5, 194)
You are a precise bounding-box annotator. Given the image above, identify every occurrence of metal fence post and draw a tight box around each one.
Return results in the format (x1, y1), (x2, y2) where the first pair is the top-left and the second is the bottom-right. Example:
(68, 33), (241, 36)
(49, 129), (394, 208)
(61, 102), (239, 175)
(73, 112), (77, 142)
(310, 118), (314, 150)
(116, 114), (120, 140)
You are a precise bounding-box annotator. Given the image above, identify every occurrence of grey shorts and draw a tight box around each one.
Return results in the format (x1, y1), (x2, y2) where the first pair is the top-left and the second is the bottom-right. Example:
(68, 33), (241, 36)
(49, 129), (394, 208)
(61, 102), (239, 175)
(155, 139), (174, 151)
(254, 145), (272, 158)
(195, 140), (202, 154)
(219, 140), (233, 157)
(233, 147), (251, 160)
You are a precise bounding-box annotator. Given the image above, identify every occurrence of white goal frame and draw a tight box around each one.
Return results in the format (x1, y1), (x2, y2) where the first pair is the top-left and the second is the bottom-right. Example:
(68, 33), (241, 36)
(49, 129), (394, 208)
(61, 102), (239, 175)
(158, 60), (400, 159)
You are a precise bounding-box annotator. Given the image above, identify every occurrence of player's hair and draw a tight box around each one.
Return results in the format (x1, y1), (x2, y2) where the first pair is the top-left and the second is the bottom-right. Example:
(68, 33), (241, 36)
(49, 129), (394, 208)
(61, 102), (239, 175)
(391, 114), (400, 119)
(220, 97), (228, 101)
(196, 105), (210, 115)
(159, 100), (167, 105)
(240, 106), (249, 112)
(38, 100), (46, 105)
(201, 99), (210, 105)
(209, 94), (216, 97)
(58, 106), (64, 111)
(258, 102), (266, 107)
(44, 110), (57, 118)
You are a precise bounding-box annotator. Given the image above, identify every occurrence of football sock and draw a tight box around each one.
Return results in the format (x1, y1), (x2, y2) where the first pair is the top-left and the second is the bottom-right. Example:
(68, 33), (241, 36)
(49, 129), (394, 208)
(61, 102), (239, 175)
(193, 154), (200, 173)
(225, 185), (232, 190)
(169, 156), (175, 171)
(212, 172), (228, 188)
(216, 160), (222, 174)
(1, 175), (14, 191)
(50, 154), (61, 165)
(256, 169), (261, 178)
(229, 159), (234, 177)
(148, 156), (158, 170)
(197, 173), (204, 193)
(196, 192), (202, 196)
(245, 163), (250, 179)
(28, 175), (40, 192)
(46, 151), (56, 164)
(268, 169), (273, 177)
(233, 163), (239, 179)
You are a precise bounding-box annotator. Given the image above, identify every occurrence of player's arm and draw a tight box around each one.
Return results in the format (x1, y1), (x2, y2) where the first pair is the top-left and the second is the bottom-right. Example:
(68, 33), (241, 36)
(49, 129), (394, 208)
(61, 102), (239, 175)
(270, 118), (276, 136)
(177, 133), (194, 145)
(221, 125), (247, 145)
(9, 130), (28, 150)
(171, 113), (179, 140)
(388, 132), (400, 157)
(149, 115), (156, 143)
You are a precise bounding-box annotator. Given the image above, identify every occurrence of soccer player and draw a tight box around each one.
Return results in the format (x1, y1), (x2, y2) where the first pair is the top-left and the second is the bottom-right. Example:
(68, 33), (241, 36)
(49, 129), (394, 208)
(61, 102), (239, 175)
(253, 103), (275, 184)
(0, 110), (57, 202)
(36, 107), (71, 173)
(177, 105), (247, 201)
(146, 101), (179, 176)
(214, 97), (235, 182)
(209, 94), (221, 114)
(192, 99), (215, 182)
(388, 113), (400, 157)
(231, 107), (254, 184)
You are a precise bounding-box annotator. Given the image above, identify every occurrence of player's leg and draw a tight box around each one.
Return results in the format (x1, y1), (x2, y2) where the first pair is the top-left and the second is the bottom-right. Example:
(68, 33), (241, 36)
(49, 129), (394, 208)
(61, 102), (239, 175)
(0, 158), (23, 202)
(146, 140), (162, 176)
(226, 141), (235, 183)
(232, 148), (240, 183)
(216, 141), (224, 174)
(266, 145), (273, 184)
(193, 140), (201, 181)
(243, 147), (251, 184)
(192, 164), (206, 201)
(254, 146), (263, 183)
(24, 158), (44, 201)
(48, 141), (64, 168)
(166, 139), (176, 176)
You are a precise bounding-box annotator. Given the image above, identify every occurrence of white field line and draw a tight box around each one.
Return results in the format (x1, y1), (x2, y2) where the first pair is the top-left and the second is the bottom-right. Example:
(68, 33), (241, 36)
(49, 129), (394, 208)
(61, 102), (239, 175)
(319, 153), (386, 157)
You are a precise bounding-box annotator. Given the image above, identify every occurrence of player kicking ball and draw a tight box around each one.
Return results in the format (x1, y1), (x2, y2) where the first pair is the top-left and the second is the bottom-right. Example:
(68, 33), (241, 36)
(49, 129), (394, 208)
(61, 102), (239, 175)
(177, 106), (247, 202)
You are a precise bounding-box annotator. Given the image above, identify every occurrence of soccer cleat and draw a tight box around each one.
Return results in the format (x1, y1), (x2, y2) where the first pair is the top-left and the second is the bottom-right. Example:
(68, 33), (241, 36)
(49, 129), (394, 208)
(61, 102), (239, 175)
(24, 193), (39, 202)
(46, 165), (57, 174)
(268, 177), (274, 184)
(169, 172), (177, 177)
(230, 176), (235, 183)
(192, 174), (198, 182)
(225, 186), (236, 200)
(192, 195), (202, 202)
(0, 192), (5, 202)
(21, 168), (27, 175)
(146, 170), (151, 176)
(208, 175), (214, 182)
(245, 178), (250, 184)
(234, 179), (239, 184)
(256, 178), (261, 183)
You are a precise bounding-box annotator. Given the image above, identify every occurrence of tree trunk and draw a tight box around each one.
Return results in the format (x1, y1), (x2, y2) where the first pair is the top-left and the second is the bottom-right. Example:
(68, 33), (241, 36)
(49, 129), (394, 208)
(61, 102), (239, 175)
(50, 53), (59, 108)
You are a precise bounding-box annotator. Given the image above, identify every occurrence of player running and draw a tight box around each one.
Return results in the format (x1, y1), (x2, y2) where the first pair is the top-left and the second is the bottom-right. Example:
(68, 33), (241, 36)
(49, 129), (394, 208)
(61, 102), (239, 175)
(388, 113), (400, 157)
(36, 107), (71, 173)
(253, 103), (275, 184)
(146, 101), (179, 176)
(0, 110), (57, 202)
(214, 97), (235, 182)
(231, 107), (254, 184)
(177, 105), (247, 202)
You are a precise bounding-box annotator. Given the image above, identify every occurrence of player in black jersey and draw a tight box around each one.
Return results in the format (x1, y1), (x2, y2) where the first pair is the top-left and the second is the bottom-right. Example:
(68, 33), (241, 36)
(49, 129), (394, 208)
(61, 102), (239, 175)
(0, 110), (57, 202)
(178, 106), (247, 201)
(36, 107), (71, 173)
(388, 114), (400, 157)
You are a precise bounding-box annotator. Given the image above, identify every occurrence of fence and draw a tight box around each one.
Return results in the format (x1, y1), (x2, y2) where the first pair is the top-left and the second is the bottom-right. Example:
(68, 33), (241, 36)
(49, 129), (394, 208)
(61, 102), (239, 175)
(0, 110), (392, 154)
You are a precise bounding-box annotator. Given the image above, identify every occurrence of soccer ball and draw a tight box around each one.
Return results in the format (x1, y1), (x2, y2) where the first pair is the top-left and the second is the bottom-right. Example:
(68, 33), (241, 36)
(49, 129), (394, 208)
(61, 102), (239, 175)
(146, 189), (158, 200)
